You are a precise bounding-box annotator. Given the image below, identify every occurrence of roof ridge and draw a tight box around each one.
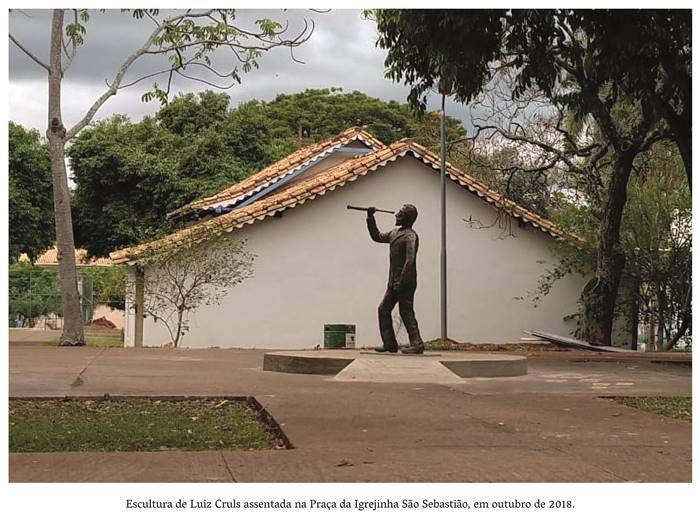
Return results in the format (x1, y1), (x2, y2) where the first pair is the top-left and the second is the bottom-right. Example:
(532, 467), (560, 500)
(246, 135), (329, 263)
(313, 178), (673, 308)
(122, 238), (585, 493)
(167, 127), (384, 219)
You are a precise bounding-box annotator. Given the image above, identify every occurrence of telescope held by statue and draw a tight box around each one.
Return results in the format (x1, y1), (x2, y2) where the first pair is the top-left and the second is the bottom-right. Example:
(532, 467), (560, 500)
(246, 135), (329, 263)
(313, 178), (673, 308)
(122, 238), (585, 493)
(346, 205), (395, 214)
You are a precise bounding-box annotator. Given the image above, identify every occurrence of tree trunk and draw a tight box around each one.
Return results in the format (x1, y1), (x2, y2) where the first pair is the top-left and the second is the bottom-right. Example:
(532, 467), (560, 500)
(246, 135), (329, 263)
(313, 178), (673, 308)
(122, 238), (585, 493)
(647, 315), (656, 352)
(626, 280), (640, 351)
(676, 136), (692, 193)
(580, 152), (633, 345)
(656, 288), (666, 351)
(48, 10), (84, 346)
(664, 285), (691, 351)
(174, 308), (184, 348)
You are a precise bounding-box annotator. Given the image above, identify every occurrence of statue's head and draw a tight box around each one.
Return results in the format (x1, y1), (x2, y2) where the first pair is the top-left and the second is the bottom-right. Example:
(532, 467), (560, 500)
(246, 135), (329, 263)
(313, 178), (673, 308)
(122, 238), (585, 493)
(395, 204), (418, 227)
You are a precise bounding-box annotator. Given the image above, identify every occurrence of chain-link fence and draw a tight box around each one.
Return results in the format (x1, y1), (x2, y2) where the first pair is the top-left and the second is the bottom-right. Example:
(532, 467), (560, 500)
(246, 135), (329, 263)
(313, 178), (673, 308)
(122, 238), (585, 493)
(9, 264), (61, 328)
(9, 265), (125, 329)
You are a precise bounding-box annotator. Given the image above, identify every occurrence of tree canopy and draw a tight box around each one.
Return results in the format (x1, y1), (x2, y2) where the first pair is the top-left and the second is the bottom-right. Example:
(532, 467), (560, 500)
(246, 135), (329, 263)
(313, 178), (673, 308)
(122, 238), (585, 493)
(373, 9), (691, 184)
(8, 122), (55, 263)
(70, 88), (465, 257)
(265, 87), (464, 145)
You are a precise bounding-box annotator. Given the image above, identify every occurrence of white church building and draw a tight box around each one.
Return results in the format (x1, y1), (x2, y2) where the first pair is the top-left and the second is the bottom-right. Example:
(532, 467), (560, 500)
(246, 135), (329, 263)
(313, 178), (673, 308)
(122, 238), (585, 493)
(111, 127), (584, 349)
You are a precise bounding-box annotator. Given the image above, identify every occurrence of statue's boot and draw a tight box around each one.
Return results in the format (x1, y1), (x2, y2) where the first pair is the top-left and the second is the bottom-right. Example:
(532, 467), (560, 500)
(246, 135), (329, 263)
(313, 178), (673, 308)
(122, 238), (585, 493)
(400, 345), (424, 354)
(375, 345), (398, 353)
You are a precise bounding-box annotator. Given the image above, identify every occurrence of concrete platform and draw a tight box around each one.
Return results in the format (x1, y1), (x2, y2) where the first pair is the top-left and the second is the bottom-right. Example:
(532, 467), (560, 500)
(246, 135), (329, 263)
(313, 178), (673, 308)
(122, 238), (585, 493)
(263, 350), (527, 382)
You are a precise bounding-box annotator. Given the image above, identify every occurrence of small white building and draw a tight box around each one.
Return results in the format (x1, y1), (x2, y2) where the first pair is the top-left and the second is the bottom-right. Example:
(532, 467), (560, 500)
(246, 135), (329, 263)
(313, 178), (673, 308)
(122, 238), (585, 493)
(111, 128), (584, 349)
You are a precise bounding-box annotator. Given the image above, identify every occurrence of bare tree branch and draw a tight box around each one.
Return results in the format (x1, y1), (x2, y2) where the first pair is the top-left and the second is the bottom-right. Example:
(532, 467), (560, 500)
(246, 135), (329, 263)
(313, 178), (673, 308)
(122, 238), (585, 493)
(174, 69), (238, 90)
(115, 67), (174, 90)
(9, 33), (50, 72)
(66, 21), (166, 140)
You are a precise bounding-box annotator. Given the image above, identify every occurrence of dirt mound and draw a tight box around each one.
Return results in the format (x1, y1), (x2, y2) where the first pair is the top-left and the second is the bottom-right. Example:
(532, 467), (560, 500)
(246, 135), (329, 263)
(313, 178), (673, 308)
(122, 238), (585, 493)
(89, 317), (117, 329)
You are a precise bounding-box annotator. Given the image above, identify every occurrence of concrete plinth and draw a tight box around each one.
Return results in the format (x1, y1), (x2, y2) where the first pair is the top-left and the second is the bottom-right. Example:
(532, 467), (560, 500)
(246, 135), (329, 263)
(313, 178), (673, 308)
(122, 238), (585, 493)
(262, 352), (353, 375)
(263, 350), (527, 383)
(441, 353), (528, 378)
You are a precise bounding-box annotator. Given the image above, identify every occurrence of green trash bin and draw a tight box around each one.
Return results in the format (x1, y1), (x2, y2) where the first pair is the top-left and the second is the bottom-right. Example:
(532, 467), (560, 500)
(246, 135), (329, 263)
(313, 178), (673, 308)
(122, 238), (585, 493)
(323, 324), (356, 349)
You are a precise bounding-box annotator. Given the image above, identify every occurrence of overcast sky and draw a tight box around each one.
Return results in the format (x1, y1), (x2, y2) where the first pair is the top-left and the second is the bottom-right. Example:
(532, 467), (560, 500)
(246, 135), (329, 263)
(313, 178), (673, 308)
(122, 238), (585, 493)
(8, 9), (473, 135)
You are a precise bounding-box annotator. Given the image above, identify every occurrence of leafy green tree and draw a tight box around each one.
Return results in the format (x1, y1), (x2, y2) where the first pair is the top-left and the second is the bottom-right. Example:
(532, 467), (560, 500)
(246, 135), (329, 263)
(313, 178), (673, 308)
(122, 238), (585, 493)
(156, 90), (231, 135)
(8, 122), (54, 263)
(370, 9), (690, 345)
(535, 141), (690, 350)
(9, 8), (314, 345)
(9, 263), (61, 326)
(266, 88), (464, 146)
(70, 115), (183, 258)
(619, 145), (691, 350)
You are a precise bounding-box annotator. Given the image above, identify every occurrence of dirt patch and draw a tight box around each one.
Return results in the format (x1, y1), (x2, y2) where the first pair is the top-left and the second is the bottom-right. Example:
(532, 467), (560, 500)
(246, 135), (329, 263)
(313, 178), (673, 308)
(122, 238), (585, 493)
(424, 338), (563, 354)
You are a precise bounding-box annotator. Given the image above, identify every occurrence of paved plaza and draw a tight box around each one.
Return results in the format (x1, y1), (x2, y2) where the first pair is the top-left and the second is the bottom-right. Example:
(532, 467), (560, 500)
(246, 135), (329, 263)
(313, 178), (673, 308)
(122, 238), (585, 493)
(8, 335), (692, 482)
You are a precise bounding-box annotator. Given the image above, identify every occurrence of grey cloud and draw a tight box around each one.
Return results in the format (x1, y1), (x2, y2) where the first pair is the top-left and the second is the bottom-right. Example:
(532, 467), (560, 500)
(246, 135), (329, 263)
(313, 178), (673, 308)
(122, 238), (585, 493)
(9, 9), (474, 134)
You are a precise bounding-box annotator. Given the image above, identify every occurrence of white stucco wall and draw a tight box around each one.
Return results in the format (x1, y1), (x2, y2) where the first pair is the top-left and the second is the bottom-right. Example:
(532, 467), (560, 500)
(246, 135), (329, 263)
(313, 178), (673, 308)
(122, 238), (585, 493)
(128, 156), (584, 348)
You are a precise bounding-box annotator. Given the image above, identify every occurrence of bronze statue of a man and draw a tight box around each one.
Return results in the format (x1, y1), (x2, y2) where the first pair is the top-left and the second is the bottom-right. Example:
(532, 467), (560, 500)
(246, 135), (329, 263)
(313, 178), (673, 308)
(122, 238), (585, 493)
(366, 204), (425, 354)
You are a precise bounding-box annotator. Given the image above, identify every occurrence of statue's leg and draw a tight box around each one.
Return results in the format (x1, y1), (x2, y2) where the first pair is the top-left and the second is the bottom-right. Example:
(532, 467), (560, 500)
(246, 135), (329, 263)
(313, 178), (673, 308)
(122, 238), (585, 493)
(398, 287), (424, 351)
(377, 287), (399, 352)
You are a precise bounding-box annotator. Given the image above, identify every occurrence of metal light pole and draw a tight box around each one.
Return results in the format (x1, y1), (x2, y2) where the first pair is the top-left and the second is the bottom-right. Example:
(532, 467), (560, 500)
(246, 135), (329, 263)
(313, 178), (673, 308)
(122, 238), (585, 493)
(440, 93), (447, 340)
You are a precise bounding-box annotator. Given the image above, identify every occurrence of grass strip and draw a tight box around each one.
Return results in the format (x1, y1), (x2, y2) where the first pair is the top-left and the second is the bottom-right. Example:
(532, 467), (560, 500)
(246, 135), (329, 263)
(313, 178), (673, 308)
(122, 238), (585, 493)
(10, 398), (274, 452)
(616, 396), (691, 420)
